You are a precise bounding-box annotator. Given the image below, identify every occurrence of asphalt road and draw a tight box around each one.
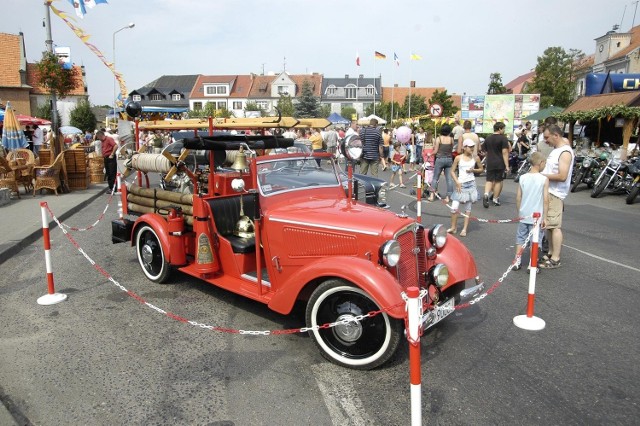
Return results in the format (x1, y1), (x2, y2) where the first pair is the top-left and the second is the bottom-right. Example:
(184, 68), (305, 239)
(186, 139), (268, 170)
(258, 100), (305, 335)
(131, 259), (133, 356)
(0, 169), (638, 425)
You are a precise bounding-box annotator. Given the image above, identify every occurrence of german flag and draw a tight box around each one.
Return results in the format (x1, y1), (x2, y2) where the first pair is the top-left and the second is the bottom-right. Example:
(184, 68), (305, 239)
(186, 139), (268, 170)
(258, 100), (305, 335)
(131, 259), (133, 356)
(374, 51), (386, 59)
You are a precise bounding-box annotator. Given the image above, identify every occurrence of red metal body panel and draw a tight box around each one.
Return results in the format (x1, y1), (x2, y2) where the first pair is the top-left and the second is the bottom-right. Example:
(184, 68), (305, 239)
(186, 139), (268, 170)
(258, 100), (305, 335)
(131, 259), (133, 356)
(131, 214), (170, 258)
(430, 233), (479, 285)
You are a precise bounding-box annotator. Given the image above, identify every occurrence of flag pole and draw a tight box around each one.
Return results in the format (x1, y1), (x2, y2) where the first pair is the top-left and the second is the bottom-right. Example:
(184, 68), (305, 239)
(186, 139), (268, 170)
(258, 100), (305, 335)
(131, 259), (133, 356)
(391, 60), (395, 124)
(373, 52), (376, 116)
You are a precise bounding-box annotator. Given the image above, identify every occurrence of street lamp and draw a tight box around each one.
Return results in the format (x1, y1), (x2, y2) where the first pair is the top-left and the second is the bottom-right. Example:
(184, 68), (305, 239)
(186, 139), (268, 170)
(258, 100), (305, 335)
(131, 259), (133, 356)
(112, 22), (135, 128)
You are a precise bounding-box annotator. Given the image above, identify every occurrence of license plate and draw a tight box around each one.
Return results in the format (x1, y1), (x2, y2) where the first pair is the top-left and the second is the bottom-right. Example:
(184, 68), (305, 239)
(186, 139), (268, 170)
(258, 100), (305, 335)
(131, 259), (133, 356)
(423, 298), (455, 330)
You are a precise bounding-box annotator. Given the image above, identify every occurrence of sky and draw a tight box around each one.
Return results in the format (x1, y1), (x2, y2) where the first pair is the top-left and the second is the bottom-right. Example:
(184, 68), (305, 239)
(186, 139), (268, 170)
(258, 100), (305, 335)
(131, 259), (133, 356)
(2, 0), (635, 107)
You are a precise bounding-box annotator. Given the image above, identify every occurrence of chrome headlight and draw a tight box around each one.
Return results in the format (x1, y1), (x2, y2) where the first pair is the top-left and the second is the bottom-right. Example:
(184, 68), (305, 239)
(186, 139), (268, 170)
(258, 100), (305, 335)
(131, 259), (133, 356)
(428, 224), (447, 249)
(429, 264), (449, 287)
(377, 184), (387, 205)
(380, 240), (400, 267)
(582, 157), (592, 168)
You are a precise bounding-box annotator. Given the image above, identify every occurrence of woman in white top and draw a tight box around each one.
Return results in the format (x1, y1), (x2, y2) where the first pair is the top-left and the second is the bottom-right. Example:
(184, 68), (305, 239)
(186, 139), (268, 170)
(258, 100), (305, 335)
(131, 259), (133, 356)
(448, 139), (484, 236)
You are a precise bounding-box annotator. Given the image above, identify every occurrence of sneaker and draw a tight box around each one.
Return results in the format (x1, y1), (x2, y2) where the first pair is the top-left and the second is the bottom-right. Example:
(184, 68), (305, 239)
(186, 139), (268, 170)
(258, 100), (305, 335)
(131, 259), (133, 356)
(399, 184), (406, 188)
(483, 193), (490, 208)
(492, 198), (501, 206)
(513, 262), (522, 271)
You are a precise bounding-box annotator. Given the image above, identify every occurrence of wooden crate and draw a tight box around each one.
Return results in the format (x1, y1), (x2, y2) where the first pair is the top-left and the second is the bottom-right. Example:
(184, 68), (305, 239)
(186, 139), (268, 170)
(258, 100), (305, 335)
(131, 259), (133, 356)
(67, 172), (90, 190)
(64, 149), (88, 174)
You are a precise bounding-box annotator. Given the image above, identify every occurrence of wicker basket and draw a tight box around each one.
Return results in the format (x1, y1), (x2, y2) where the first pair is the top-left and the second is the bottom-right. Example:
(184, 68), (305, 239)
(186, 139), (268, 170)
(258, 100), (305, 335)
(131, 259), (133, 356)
(88, 157), (104, 173)
(90, 173), (105, 183)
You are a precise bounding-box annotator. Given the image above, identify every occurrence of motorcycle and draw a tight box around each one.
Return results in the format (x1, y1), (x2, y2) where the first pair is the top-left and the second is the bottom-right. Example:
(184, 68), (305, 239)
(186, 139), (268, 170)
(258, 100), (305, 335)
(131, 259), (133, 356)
(512, 154), (531, 183)
(591, 154), (634, 198)
(571, 149), (610, 193)
(625, 157), (640, 204)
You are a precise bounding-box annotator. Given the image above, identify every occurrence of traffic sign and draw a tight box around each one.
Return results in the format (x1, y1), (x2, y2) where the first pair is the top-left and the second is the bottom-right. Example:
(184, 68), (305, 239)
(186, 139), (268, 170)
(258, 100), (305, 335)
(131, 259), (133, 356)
(430, 103), (443, 117)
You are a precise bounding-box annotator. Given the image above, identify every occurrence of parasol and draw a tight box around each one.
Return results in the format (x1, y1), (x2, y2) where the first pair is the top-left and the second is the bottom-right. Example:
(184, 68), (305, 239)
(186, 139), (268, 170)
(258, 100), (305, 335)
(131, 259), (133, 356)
(59, 125), (83, 135)
(1, 102), (28, 150)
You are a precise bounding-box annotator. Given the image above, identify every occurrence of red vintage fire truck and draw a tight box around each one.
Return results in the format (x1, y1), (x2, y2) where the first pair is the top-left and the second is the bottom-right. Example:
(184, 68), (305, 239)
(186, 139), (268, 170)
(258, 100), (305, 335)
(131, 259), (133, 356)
(112, 117), (483, 369)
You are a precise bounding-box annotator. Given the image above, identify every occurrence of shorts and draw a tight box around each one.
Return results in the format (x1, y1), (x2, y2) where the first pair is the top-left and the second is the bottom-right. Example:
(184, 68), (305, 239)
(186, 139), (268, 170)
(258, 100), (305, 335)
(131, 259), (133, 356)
(546, 194), (564, 229)
(383, 146), (390, 158)
(516, 222), (544, 246)
(486, 169), (505, 182)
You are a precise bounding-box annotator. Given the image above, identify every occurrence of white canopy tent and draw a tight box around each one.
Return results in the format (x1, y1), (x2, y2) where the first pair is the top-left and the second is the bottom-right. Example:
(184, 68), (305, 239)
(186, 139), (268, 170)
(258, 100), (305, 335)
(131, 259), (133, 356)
(357, 114), (387, 125)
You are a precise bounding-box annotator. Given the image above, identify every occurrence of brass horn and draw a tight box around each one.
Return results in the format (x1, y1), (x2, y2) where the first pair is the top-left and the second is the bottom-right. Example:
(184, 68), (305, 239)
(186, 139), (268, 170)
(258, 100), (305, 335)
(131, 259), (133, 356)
(230, 146), (248, 171)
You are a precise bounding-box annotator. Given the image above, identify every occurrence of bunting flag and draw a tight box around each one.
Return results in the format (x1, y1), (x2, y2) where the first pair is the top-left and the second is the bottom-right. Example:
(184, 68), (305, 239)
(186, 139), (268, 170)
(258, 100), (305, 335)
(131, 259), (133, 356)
(410, 53), (422, 61)
(50, 2), (128, 107)
(393, 52), (399, 66)
(67, 0), (108, 19)
(356, 52), (360, 66)
(374, 51), (386, 59)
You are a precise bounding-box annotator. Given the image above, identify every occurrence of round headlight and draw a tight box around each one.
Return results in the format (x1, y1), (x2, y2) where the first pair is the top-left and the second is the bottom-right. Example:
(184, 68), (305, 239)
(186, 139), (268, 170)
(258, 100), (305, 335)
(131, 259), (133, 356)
(344, 135), (363, 161)
(380, 240), (400, 267)
(582, 157), (591, 168)
(428, 224), (447, 249)
(430, 264), (449, 287)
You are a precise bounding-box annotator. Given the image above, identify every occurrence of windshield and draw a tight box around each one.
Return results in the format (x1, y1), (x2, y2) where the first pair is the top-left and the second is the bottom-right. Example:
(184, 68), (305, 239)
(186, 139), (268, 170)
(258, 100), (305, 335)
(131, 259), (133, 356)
(257, 157), (341, 196)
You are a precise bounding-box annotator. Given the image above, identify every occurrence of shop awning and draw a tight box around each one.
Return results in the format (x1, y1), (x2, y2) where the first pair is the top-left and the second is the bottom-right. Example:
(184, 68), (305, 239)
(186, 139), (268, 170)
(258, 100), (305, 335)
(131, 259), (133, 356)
(563, 92), (640, 113)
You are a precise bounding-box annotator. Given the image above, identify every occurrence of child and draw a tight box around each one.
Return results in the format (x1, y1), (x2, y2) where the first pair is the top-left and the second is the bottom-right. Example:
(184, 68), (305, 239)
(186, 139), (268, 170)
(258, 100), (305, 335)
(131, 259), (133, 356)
(389, 141), (406, 188)
(448, 139), (484, 236)
(514, 151), (549, 270)
(421, 146), (435, 199)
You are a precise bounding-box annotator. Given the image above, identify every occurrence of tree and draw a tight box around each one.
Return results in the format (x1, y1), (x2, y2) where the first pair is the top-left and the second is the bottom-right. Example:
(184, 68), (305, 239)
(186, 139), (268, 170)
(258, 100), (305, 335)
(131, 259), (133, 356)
(276, 94), (295, 117)
(294, 80), (320, 118)
(529, 46), (584, 108)
(319, 104), (331, 118)
(428, 89), (458, 117)
(188, 102), (233, 118)
(341, 106), (356, 122)
(36, 51), (80, 99)
(487, 72), (508, 94)
(69, 100), (97, 132)
(35, 100), (61, 122)
(244, 101), (265, 117)
(400, 93), (428, 118)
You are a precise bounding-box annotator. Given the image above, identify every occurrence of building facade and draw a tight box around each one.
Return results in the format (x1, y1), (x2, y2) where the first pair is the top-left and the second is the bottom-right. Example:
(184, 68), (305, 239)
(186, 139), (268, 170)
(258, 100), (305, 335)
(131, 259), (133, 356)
(321, 74), (381, 117)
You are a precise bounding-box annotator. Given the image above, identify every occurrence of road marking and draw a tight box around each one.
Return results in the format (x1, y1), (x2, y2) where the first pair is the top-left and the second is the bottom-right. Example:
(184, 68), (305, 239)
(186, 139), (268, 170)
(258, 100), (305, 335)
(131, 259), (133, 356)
(562, 244), (640, 273)
(311, 364), (374, 426)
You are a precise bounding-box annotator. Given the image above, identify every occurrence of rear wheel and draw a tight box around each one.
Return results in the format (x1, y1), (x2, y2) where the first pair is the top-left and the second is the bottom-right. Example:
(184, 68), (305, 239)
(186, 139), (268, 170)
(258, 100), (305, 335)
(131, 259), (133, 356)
(571, 170), (585, 192)
(136, 225), (171, 283)
(626, 184), (640, 205)
(306, 280), (402, 370)
(591, 176), (608, 198)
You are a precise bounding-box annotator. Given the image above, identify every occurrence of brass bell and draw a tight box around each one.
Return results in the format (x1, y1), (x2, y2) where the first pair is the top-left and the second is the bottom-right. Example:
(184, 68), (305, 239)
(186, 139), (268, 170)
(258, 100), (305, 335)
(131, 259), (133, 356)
(234, 194), (255, 238)
(230, 146), (248, 171)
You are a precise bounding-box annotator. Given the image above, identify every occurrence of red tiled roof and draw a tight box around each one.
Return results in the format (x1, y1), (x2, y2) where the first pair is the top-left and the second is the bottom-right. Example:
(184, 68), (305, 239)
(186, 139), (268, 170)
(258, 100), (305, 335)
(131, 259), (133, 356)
(381, 87), (446, 105)
(26, 63), (86, 96)
(248, 73), (323, 98)
(608, 25), (640, 61)
(505, 71), (535, 94)
(290, 74), (323, 97)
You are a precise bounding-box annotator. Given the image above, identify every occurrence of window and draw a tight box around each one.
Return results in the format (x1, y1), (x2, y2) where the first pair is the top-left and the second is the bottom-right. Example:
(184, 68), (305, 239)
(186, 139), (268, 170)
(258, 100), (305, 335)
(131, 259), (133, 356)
(256, 101), (269, 110)
(233, 101), (242, 109)
(150, 93), (163, 101)
(365, 85), (375, 96)
(171, 94), (181, 101)
(345, 84), (357, 99)
(326, 85), (337, 96)
(132, 94), (141, 102)
(205, 85), (228, 95)
(193, 102), (203, 110)
(277, 85), (288, 95)
(216, 101), (227, 110)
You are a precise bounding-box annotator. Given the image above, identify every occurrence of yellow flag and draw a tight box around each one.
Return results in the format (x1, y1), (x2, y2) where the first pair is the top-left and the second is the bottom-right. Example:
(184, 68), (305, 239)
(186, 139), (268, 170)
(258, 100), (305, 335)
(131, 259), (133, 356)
(410, 53), (422, 61)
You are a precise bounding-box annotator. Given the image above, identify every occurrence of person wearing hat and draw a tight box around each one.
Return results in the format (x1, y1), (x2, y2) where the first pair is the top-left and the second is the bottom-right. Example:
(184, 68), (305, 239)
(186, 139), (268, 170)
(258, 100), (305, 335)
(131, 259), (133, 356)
(447, 138), (484, 237)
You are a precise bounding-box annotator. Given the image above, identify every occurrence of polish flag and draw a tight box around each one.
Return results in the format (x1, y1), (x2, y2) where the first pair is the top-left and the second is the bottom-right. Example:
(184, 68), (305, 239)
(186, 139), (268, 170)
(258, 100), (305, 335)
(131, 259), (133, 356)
(356, 52), (360, 66)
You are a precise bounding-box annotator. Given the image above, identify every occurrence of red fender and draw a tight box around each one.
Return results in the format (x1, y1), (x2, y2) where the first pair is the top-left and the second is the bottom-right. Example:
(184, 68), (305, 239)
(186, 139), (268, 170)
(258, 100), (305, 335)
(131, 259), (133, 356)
(130, 214), (172, 262)
(431, 232), (479, 287)
(268, 257), (406, 319)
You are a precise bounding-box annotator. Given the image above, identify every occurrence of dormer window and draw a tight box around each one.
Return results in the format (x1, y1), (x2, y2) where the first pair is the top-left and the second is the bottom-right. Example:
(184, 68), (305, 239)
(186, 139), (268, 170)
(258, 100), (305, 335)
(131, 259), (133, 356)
(171, 93), (181, 101)
(326, 85), (337, 96)
(205, 85), (228, 95)
(132, 94), (141, 102)
(150, 93), (163, 101)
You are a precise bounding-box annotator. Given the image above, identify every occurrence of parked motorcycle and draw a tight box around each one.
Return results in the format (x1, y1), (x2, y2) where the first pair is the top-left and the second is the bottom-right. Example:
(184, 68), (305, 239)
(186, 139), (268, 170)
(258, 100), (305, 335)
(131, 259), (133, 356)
(625, 157), (640, 204)
(571, 150), (610, 192)
(591, 154), (634, 198)
(513, 155), (531, 183)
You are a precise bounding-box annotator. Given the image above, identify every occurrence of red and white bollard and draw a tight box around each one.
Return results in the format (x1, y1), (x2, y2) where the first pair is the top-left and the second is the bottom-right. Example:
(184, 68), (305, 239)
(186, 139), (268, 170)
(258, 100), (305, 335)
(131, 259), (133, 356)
(37, 202), (67, 305)
(513, 212), (545, 330)
(406, 286), (422, 426)
(415, 174), (422, 224)
(116, 172), (123, 219)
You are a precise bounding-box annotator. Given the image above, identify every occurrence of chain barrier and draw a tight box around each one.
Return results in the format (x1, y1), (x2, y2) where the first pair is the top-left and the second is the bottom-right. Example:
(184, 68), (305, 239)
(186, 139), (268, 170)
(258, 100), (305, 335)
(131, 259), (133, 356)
(60, 185), (116, 232)
(403, 172), (530, 224)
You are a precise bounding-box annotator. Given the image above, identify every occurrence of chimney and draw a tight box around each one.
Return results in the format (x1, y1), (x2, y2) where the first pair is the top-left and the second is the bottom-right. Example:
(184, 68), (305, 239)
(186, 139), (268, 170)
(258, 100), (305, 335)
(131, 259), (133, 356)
(394, 83), (398, 87)
(410, 81), (416, 88)
(359, 74), (364, 79)
(345, 74), (349, 79)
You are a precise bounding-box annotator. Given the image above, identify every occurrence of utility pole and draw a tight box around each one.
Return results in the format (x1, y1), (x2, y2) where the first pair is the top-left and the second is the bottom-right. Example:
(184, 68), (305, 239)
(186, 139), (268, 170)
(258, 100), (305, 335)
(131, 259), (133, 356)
(43, 1), (58, 135)
(632, 1), (639, 30)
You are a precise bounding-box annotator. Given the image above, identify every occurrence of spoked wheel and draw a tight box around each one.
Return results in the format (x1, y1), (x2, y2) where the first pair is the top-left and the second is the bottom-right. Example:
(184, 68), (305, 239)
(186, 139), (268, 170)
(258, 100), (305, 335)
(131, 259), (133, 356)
(571, 170), (585, 192)
(626, 184), (640, 205)
(136, 225), (171, 283)
(591, 177), (608, 198)
(306, 280), (402, 370)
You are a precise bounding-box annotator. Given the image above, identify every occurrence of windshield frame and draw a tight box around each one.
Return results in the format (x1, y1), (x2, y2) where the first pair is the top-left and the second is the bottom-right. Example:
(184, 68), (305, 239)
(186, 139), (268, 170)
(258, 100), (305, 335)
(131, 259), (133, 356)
(256, 154), (343, 197)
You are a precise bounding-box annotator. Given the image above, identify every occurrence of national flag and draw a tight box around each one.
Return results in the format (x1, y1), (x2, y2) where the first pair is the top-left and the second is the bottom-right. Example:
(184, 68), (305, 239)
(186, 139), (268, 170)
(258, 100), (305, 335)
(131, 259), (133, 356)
(85, 0), (109, 8)
(394, 52), (400, 66)
(374, 51), (386, 59)
(410, 53), (422, 61)
(356, 52), (360, 66)
(68, 0), (87, 18)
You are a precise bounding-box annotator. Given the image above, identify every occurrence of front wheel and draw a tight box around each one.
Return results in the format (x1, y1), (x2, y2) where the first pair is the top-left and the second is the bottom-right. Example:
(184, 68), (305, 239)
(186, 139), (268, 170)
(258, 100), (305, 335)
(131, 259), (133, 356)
(591, 176), (609, 198)
(571, 170), (585, 192)
(136, 225), (171, 283)
(306, 280), (402, 370)
(626, 184), (640, 204)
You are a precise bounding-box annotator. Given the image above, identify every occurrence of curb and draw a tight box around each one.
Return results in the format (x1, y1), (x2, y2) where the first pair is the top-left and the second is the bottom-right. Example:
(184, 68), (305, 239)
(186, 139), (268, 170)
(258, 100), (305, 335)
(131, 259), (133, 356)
(0, 189), (107, 266)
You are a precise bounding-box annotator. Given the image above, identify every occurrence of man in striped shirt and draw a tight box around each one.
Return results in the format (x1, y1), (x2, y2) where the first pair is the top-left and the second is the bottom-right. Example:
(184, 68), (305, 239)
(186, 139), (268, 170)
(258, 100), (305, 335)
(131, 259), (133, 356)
(358, 118), (384, 176)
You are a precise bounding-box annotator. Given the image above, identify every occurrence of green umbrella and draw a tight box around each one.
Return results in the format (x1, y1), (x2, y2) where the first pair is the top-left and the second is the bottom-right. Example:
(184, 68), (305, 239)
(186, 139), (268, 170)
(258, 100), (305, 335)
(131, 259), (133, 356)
(522, 105), (564, 121)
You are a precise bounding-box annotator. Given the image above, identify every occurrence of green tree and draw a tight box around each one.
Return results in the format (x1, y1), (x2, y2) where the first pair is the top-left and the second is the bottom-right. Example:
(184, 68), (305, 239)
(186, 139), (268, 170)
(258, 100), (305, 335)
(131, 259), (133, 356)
(244, 101), (265, 117)
(276, 94), (295, 117)
(35, 100), (61, 122)
(529, 46), (584, 108)
(294, 80), (320, 118)
(319, 104), (331, 118)
(36, 51), (79, 99)
(69, 100), (97, 132)
(427, 89), (458, 117)
(400, 94), (428, 118)
(188, 102), (233, 118)
(341, 106), (357, 121)
(487, 72), (508, 94)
